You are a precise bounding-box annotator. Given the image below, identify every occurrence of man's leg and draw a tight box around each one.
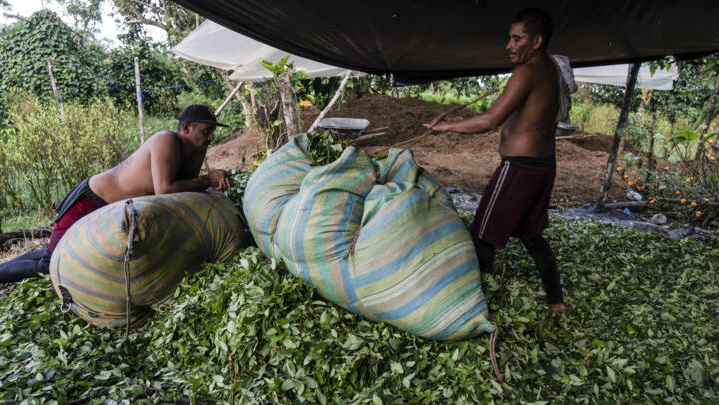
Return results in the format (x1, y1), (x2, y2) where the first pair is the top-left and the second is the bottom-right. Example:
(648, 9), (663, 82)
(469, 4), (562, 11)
(521, 235), (566, 312)
(0, 248), (50, 283)
(472, 234), (496, 274)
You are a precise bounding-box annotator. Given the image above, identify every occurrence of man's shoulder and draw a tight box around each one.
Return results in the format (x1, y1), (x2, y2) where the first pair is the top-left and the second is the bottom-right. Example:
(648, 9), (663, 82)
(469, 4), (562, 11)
(147, 130), (181, 147)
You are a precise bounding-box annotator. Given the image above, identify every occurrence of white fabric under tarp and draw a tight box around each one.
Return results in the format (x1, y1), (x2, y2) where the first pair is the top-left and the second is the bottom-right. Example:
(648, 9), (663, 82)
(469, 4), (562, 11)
(173, 20), (351, 82)
(573, 63), (677, 90)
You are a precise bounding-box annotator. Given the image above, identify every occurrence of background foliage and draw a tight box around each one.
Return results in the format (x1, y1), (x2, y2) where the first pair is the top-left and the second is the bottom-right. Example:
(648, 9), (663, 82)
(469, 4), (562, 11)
(0, 94), (135, 211)
(0, 10), (106, 110)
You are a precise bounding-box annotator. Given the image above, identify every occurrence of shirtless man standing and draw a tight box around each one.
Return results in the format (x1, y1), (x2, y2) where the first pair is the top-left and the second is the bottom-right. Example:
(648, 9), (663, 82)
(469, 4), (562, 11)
(0, 104), (231, 283)
(424, 9), (566, 312)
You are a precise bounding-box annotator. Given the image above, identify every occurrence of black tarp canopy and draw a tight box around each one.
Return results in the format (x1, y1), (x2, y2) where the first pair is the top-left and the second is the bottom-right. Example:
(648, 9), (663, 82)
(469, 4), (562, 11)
(172, 0), (719, 82)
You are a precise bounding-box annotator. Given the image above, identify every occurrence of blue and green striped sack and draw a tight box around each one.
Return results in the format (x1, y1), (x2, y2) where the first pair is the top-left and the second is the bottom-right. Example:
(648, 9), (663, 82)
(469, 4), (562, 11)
(49, 191), (251, 328)
(244, 135), (494, 340)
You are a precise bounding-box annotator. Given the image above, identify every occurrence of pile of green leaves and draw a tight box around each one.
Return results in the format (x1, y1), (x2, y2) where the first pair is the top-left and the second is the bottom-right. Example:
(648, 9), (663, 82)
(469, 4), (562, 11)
(1, 217), (718, 403)
(304, 131), (353, 166)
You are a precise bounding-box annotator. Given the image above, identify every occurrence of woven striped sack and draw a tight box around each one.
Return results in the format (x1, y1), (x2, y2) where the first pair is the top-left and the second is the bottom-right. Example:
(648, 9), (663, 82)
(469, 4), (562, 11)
(246, 135), (494, 340)
(242, 136), (314, 259)
(49, 191), (250, 328)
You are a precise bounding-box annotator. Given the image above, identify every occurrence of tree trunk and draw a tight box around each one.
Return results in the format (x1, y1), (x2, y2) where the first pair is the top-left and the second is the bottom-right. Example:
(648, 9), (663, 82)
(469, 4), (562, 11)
(647, 110), (658, 171)
(224, 79), (253, 127)
(637, 89), (652, 117)
(694, 77), (719, 175)
(47, 58), (65, 122)
(597, 63), (641, 207)
(277, 72), (300, 142)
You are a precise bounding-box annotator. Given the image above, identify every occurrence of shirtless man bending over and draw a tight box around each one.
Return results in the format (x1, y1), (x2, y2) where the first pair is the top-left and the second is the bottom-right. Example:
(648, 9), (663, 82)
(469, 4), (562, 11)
(0, 104), (231, 283)
(424, 9), (566, 312)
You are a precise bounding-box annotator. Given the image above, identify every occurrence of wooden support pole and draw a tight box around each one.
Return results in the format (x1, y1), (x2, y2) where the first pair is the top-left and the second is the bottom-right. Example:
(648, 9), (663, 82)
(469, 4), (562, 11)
(134, 57), (145, 144)
(647, 110), (658, 171)
(47, 58), (65, 122)
(309, 70), (353, 133)
(597, 63), (641, 207)
(215, 80), (244, 117)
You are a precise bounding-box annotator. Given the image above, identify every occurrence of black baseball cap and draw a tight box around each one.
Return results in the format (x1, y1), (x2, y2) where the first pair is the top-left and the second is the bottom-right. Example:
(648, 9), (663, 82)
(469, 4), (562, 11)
(177, 104), (228, 127)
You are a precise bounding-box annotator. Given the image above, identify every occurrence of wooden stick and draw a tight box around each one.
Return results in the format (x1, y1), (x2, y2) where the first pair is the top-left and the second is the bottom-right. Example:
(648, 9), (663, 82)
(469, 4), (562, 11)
(134, 57), (145, 144)
(363, 126), (389, 134)
(391, 129), (433, 149)
(426, 88), (499, 128)
(352, 132), (387, 143)
(308, 70), (353, 133)
(390, 88), (500, 150)
(215, 80), (244, 117)
(47, 58), (65, 122)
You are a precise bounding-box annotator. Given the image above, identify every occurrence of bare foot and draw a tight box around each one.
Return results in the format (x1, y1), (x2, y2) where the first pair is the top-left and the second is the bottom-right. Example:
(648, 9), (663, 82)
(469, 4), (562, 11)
(550, 303), (567, 312)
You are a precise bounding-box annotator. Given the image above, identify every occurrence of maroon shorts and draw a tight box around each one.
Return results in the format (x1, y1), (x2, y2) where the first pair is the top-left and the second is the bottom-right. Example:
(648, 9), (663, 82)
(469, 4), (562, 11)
(42, 179), (106, 262)
(469, 159), (555, 247)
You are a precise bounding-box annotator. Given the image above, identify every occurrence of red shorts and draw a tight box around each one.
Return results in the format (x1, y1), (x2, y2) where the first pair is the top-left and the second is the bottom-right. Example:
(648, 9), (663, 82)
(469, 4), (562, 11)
(469, 159), (555, 247)
(43, 179), (107, 262)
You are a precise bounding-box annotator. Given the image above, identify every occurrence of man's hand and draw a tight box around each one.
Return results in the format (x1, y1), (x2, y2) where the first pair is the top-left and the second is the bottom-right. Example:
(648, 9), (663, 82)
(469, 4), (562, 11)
(423, 120), (453, 132)
(207, 169), (231, 190)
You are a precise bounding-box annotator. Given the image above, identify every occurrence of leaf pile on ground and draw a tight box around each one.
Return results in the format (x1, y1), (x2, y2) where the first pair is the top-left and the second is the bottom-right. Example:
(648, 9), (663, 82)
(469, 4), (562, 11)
(1, 217), (718, 403)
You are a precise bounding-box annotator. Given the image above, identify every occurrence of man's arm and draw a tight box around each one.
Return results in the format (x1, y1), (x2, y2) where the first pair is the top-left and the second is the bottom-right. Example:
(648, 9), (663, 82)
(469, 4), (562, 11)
(425, 66), (534, 133)
(150, 134), (228, 194)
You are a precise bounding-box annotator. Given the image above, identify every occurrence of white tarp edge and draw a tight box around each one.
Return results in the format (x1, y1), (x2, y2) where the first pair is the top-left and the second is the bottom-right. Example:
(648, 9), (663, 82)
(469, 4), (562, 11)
(173, 20), (355, 82)
(573, 63), (677, 90)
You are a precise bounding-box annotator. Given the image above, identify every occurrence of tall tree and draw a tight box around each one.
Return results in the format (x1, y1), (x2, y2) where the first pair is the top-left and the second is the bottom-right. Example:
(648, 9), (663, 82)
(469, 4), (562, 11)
(55, 0), (103, 38)
(113, 0), (199, 44)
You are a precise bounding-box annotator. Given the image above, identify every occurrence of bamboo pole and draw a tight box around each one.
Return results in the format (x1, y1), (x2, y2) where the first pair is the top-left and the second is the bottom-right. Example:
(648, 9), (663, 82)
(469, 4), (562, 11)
(47, 58), (65, 122)
(215, 80), (244, 117)
(308, 70), (353, 133)
(597, 63), (641, 208)
(134, 57), (145, 144)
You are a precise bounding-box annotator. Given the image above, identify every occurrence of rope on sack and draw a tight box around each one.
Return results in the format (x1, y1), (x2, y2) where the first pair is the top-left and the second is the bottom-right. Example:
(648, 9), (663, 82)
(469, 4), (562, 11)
(489, 327), (509, 391)
(117, 199), (137, 351)
(343, 226), (362, 260)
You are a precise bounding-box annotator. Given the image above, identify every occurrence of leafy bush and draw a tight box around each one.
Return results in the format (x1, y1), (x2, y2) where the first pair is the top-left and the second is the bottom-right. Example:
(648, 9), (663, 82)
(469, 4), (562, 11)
(0, 10), (107, 107)
(569, 101), (619, 135)
(1, 218), (718, 402)
(618, 161), (718, 225)
(1, 95), (135, 209)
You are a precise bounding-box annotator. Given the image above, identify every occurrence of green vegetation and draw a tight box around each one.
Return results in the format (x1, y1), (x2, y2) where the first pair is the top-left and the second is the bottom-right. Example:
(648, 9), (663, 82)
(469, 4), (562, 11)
(0, 95), (135, 211)
(1, 217), (717, 403)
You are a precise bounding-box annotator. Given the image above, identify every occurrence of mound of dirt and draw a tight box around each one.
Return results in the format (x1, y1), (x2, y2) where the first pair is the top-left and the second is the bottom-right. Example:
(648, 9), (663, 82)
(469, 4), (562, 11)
(207, 94), (634, 206)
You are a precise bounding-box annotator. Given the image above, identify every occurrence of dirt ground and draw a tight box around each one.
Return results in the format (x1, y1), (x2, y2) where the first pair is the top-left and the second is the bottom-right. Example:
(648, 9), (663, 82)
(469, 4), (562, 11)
(208, 94), (655, 207)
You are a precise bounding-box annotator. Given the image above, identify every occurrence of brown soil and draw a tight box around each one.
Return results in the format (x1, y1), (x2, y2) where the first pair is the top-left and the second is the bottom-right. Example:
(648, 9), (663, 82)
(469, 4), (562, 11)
(207, 94), (649, 206)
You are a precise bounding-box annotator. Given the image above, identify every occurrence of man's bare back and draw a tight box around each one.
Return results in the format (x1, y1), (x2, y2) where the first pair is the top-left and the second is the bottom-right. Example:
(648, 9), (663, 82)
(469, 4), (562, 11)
(498, 56), (559, 157)
(90, 121), (230, 204)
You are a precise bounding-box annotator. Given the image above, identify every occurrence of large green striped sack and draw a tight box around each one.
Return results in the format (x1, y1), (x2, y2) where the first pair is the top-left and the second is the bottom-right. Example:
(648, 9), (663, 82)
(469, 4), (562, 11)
(244, 135), (494, 340)
(49, 191), (250, 328)
(243, 136), (314, 259)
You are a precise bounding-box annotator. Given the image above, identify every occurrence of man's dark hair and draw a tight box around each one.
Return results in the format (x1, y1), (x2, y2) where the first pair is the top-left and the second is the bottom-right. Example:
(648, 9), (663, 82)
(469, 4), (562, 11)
(512, 8), (553, 48)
